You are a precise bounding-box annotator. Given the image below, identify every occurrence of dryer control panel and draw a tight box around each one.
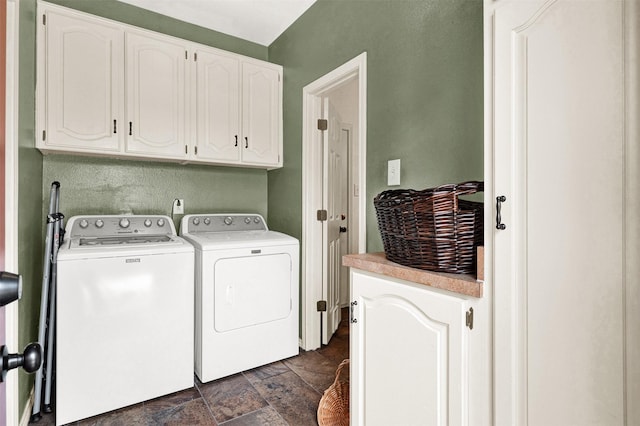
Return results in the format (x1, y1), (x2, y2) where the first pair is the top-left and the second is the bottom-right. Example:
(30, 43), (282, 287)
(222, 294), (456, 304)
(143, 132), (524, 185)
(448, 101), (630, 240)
(182, 214), (267, 233)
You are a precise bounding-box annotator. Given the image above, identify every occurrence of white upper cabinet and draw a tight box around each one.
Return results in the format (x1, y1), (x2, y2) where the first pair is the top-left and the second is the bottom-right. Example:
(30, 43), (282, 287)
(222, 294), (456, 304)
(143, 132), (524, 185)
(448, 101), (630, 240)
(241, 62), (281, 167)
(125, 32), (188, 159)
(194, 49), (241, 163)
(193, 49), (282, 168)
(36, 1), (283, 169)
(38, 9), (124, 153)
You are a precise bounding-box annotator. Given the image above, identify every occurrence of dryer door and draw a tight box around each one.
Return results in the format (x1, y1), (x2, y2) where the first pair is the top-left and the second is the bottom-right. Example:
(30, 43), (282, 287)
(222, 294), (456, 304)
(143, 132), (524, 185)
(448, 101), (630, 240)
(214, 253), (292, 332)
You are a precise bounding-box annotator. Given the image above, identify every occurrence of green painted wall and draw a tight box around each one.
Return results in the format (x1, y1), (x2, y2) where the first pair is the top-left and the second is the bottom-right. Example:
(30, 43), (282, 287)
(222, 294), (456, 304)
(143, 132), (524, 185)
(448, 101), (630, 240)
(42, 156), (268, 220)
(267, 0), (483, 252)
(18, 0), (270, 412)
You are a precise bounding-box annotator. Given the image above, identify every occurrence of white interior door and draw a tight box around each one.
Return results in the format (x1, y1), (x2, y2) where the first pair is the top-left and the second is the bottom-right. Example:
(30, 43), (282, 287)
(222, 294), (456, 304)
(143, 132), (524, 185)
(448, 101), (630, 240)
(1, 0), (6, 419)
(2, 2), (19, 423)
(339, 128), (350, 306)
(322, 97), (346, 345)
(490, 1), (631, 424)
(301, 53), (367, 351)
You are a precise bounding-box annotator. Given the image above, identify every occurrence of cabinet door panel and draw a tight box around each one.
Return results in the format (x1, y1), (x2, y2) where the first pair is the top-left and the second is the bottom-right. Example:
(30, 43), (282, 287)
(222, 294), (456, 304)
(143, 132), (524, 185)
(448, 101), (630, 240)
(241, 63), (280, 166)
(490, 1), (627, 425)
(195, 50), (240, 162)
(44, 12), (123, 151)
(126, 32), (187, 158)
(351, 271), (468, 426)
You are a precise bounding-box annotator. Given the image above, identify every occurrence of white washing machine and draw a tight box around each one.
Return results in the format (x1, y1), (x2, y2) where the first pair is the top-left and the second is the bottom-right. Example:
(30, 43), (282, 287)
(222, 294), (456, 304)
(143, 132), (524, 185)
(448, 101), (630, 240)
(180, 214), (299, 383)
(56, 215), (194, 425)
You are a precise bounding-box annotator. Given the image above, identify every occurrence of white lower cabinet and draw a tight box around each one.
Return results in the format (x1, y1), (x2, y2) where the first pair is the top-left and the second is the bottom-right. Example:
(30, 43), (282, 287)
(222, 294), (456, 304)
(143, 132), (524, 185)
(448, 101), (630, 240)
(350, 269), (476, 426)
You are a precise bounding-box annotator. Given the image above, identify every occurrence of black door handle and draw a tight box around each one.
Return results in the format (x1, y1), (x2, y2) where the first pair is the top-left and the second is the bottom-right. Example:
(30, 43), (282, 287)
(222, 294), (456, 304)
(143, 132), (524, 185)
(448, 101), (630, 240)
(0, 271), (21, 307)
(339, 226), (347, 233)
(1, 343), (42, 382)
(496, 196), (506, 230)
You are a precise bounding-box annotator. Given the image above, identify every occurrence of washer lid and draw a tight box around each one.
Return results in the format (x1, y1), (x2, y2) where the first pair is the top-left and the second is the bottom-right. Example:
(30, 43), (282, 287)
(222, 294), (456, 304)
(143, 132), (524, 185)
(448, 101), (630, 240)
(180, 230), (298, 250)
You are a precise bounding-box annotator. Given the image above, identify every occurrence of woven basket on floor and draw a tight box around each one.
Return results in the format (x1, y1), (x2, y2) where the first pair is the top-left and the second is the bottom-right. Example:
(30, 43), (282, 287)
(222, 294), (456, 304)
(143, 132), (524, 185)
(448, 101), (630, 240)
(317, 359), (350, 426)
(374, 181), (484, 274)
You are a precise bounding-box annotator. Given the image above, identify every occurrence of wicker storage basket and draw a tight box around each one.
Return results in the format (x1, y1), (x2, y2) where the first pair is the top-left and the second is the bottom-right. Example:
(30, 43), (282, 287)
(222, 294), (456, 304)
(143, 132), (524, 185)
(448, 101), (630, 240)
(317, 359), (350, 426)
(374, 181), (484, 274)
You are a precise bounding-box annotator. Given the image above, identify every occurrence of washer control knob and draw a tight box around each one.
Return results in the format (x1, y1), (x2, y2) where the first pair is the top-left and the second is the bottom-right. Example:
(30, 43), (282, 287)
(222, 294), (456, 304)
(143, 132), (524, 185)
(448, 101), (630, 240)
(119, 218), (130, 229)
(95, 219), (104, 229)
(244, 217), (251, 224)
(157, 218), (166, 227)
(143, 219), (152, 227)
(79, 219), (89, 229)
(254, 217), (261, 224)
(192, 217), (200, 226)
(224, 216), (233, 226)
(203, 217), (211, 226)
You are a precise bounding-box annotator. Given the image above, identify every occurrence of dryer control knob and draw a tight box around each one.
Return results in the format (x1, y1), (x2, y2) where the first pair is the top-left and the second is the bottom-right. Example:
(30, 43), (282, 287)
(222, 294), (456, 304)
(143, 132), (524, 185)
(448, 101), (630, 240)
(244, 217), (251, 224)
(95, 219), (104, 229)
(79, 219), (89, 229)
(203, 217), (211, 226)
(224, 216), (233, 226)
(143, 219), (152, 227)
(157, 218), (166, 227)
(192, 217), (200, 226)
(119, 218), (130, 229)
(254, 217), (260, 224)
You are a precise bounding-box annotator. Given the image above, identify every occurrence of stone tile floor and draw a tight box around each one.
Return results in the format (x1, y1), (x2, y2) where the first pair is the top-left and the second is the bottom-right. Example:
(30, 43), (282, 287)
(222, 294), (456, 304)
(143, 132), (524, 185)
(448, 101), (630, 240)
(33, 309), (349, 425)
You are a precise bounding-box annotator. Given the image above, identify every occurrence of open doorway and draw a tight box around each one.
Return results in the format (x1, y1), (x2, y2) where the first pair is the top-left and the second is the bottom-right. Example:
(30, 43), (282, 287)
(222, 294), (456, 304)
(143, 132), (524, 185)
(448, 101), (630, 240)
(301, 53), (367, 351)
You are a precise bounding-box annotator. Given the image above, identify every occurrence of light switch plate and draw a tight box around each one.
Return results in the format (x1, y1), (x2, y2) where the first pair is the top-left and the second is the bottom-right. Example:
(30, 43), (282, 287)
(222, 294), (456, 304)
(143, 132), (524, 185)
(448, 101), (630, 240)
(388, 159), (401, 186)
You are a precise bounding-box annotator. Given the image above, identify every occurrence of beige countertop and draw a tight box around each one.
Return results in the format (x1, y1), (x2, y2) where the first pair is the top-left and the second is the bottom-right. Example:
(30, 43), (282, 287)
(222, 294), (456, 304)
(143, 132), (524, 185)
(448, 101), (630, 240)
(342, 252), (483, 298)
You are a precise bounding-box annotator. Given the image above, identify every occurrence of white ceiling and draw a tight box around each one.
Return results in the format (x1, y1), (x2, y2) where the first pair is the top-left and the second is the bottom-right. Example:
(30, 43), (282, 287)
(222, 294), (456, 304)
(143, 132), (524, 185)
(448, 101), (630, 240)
(117, 0), (317, 46)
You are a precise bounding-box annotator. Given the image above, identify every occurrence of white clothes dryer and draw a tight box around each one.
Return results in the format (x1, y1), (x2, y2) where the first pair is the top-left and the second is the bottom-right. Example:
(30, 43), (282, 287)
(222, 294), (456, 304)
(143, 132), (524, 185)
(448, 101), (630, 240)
(180, 214), (299, 383)
(56, 215), (194, 425)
